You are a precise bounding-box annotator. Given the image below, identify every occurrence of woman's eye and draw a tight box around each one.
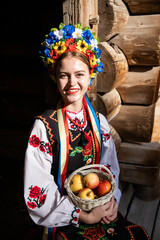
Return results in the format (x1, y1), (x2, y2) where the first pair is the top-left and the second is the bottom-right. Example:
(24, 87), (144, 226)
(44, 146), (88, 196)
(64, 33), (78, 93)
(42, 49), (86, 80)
(76, 73), (84, 77)
(59, 74), (67, 79)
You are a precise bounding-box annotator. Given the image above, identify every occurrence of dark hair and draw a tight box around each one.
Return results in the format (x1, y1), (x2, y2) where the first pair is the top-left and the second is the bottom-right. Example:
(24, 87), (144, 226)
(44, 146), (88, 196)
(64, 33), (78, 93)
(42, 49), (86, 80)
(54, 51), (91, 80)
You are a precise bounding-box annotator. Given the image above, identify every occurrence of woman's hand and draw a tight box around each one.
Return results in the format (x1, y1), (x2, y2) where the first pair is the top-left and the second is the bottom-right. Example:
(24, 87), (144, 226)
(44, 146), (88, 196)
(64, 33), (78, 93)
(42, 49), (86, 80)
(100, 196), (118, 224)
(79, 196), (117, 225)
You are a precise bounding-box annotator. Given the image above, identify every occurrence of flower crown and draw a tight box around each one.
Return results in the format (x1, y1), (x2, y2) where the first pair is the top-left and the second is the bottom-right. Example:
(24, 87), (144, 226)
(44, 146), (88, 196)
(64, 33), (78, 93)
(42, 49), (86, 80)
(40, 23), (103, 85)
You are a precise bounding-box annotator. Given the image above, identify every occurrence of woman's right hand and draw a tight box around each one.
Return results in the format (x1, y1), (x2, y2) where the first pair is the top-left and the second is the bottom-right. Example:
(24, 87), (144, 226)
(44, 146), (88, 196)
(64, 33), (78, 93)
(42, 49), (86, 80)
(79, 199), (113, 225)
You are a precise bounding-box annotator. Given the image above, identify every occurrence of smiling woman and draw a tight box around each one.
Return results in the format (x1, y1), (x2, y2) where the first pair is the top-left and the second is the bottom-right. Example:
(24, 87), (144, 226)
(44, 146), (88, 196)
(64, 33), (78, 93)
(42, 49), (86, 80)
(56, 53), (90, 112)
(24, 23), (150, 240)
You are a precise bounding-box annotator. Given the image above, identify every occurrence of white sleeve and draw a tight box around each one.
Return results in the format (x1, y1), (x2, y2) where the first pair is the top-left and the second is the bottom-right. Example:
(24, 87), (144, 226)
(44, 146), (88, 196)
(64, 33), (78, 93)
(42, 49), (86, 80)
(24, 119), (80, 228)
(99, 113), (121, 204)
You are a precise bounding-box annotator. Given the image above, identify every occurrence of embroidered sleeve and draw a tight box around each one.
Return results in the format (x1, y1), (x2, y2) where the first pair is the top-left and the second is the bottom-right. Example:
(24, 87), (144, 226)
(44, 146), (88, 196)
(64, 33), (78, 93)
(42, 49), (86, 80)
(24, 119), (78, 227)
(70, 207), (81, 226)
(99, 114), (122, 204)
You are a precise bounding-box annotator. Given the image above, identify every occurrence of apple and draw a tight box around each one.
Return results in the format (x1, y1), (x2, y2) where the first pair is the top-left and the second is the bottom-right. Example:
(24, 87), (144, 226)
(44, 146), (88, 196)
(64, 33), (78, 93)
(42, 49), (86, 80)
(78, 188), (95, 200)
(83, 173), (100, 189)
(70, 174), (84, 193)
(96, 180), (111, 197)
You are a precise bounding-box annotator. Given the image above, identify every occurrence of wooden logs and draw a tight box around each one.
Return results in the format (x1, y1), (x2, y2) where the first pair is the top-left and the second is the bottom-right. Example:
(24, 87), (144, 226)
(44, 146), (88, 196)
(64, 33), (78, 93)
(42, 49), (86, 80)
(79, 0), (99, 33)
(109, 104), (155, 142)
(123, 0), (160, 15)
(97, 89), (121, 115)
(97, 42), (128, 92)
(117, 66), (160, 105)
(110, 15), (160, 66)
(118, 142), (160, 187)
(109, 124), (122, 152)
(151, 98), (160, 143)
(98, 0), (129, 41)
(96, 94), (107, 116)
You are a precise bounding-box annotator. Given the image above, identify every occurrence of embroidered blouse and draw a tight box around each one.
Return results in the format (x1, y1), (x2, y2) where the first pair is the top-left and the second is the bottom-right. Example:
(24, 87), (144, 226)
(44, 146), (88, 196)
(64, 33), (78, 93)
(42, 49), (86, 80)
(24, 109), (121, 228)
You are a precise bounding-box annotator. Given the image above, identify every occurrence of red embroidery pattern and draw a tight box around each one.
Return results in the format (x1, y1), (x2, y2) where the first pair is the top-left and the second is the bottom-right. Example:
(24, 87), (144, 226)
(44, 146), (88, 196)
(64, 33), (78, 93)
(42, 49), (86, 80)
(83, 226), (106, 240)
(103, 164), (115, 179)
(69, 132), (93, 164)
(29, 135), (53, 156)
(27, 185), (47, 209)
(102, 132), (110, 142)
(70, 207), (80, 225)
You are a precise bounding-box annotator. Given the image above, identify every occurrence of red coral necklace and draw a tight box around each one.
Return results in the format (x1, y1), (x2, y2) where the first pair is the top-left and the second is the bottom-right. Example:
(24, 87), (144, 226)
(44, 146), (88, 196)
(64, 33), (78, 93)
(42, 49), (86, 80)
(66, 107), (87, 129)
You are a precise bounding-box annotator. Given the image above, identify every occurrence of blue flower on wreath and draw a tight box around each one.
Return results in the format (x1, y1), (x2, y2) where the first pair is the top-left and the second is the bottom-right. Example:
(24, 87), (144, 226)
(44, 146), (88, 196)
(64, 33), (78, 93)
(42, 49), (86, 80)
(44, 48), (51, 58)
(63, 25), (75, 39)
(82, 30), (94, 44)
(48, 31), (56, 39)
(46, 38), (55, 45)
(97, 62), (104, 73)
(93, 47), (102, 59)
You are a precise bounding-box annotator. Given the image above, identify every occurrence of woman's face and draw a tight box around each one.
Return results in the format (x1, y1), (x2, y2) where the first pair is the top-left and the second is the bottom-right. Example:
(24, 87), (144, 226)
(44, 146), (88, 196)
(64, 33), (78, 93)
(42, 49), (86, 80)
(56, 55), (90, 111)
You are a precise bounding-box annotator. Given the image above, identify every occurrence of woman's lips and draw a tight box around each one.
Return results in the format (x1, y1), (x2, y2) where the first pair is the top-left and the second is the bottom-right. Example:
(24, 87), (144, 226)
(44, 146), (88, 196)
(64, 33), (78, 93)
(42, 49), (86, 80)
(66, 88), (80, 94)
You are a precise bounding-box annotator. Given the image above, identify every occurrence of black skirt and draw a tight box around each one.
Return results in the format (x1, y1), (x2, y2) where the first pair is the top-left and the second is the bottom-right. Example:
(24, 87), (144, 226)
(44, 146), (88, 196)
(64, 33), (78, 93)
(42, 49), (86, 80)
(56, 212), (150, 240)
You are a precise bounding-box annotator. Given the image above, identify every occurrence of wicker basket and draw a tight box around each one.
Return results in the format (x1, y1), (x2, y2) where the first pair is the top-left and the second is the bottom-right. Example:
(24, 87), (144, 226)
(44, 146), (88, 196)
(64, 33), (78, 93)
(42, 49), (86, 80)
(64, 164), (116, 211)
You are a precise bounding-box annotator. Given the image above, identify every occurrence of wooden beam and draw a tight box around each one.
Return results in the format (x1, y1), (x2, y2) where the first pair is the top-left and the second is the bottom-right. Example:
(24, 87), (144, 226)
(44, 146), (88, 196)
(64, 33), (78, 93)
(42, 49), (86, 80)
(97, 42), (128, 92)
(118, 142), (160, 166)
(111, 15), (160, 66)
(109, 104), (155, 142)
(123, 0), (160, 14)
(98, 0), (129, 41)
(109, 124), (122, 153)
(119, 163), (159, 187)
(151, 98), (160, 143)
(117, 66), (160, 105)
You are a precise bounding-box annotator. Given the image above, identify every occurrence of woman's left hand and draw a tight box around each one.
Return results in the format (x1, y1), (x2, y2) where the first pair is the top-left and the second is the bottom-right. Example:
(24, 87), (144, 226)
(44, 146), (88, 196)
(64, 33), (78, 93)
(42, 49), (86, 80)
(100, 196), (118, 224)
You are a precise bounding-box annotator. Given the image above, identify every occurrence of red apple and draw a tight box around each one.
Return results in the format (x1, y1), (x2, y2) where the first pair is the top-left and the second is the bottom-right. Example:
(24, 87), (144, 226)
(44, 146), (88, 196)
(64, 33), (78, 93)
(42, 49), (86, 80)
(83, 173), (100, 189)
(96, 180), (111, 197)
(78, 188), (95, 200)
(70, 174), (84, 193)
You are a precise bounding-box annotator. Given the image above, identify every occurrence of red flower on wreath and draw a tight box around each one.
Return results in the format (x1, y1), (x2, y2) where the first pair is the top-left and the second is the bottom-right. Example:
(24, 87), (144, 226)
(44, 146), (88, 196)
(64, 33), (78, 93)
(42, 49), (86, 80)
(65, 38), (76, 50)
(29, 135), (41, 147)
(50, 49), (58, 59)
(83, 226), (105, 240)
(29, 186), (41, 198)
(86, 49), (94, 59)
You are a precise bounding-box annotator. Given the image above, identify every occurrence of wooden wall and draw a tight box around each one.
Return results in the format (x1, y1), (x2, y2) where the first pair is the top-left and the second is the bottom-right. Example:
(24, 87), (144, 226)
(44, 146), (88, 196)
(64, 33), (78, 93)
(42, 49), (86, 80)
(97, 0), (160, 199)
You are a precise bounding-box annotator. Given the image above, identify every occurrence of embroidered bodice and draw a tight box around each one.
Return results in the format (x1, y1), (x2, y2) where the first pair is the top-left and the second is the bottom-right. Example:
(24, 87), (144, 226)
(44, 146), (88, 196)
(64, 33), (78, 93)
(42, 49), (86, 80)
(37, 109), (98, 183)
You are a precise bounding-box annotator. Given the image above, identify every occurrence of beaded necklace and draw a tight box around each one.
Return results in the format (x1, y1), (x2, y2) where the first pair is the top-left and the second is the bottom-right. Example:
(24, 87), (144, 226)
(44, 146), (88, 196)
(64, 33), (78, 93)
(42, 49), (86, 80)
(66, 107), (87, 129)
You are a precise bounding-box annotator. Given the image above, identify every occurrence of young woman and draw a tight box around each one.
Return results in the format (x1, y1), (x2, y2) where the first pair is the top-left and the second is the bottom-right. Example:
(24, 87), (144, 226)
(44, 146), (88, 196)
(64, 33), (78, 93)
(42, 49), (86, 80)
(24, 23), (150, 240)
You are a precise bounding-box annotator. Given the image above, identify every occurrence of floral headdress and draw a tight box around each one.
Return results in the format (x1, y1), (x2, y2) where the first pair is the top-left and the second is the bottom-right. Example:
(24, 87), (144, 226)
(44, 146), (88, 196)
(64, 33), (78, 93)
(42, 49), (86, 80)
(40, 23), (103, 85)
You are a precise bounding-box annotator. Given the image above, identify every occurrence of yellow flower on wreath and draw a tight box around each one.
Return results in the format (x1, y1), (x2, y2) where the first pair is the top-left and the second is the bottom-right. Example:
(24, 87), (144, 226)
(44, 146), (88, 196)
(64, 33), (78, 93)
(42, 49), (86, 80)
(47, 58), (55, 65)
(54, 41), (67, 55)
(76, 40), (88, 53)
(89, 55), (97, 67)
(90, 72), (96, 80)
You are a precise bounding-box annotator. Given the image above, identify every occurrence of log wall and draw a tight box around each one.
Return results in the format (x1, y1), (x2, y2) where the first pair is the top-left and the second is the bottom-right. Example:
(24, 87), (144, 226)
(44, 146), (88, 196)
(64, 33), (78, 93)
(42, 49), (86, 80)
(97, 0), (160, 196)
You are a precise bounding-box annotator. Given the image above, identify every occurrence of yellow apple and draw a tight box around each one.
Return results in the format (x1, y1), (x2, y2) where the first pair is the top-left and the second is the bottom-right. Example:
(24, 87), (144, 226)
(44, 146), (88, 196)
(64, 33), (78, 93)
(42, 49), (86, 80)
(83, 173), (99, 189)
(78, 188), (95, 200)
(70, 174), (84, 193)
